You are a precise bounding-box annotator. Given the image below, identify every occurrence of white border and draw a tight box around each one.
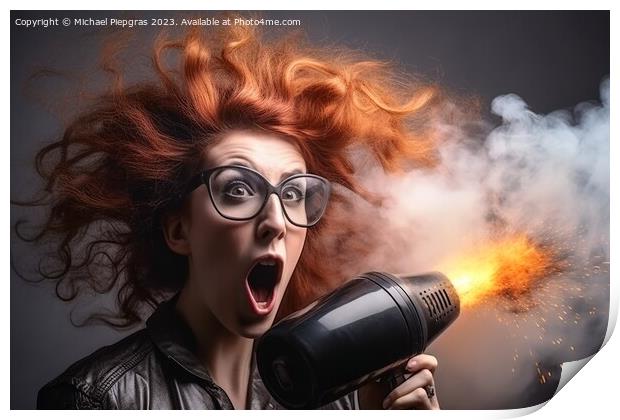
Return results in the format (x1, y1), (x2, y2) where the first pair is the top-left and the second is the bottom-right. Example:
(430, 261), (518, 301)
(5, 2), (616, 419)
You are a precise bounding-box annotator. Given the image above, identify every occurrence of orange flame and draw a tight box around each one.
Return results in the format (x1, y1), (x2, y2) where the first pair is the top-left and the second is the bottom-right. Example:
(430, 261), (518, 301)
(441, 235), (556, 309)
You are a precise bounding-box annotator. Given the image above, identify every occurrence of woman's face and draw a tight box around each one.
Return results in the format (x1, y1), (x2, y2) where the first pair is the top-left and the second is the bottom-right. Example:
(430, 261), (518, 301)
(183, 129), (308, 338)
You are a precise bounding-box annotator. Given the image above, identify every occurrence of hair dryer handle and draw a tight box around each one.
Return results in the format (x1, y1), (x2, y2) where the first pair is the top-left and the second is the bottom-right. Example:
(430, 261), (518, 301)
(386, 362), (409, 390)
(359, 362), (410, 408)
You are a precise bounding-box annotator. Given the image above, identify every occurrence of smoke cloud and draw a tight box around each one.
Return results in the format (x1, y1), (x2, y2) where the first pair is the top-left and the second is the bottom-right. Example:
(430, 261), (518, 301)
(325, 80), (610, 408)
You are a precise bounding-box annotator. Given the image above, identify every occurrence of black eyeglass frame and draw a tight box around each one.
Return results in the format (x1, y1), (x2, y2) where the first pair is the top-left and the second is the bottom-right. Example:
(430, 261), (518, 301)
(180, 165), (332, 228)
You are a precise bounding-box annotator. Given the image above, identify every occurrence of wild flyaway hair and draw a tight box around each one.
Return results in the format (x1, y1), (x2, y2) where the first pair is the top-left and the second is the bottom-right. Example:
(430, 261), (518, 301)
(14, 15), (442, 327)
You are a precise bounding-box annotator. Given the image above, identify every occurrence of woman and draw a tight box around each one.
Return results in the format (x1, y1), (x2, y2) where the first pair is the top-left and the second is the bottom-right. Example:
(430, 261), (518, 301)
(21, 19), (441, 409)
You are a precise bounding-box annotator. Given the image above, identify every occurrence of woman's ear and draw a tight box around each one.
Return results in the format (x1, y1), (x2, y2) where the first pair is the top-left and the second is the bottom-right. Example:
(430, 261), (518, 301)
(162, 211), (191, 256)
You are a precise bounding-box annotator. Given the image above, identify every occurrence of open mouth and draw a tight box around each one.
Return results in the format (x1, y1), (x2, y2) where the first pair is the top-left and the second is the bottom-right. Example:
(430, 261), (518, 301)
(246, 258), (282, 314)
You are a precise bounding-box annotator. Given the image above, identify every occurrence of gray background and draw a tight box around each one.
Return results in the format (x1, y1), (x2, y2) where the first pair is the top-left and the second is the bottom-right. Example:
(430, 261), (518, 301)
(11, 10), (609, 409)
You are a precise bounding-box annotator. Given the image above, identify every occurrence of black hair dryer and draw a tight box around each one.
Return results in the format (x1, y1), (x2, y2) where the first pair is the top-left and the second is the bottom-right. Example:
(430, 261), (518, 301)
(256, 272), (460, 409)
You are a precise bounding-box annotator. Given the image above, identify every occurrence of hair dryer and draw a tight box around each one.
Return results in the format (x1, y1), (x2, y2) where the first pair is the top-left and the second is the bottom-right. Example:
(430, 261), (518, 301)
(256, 271), (460, 409)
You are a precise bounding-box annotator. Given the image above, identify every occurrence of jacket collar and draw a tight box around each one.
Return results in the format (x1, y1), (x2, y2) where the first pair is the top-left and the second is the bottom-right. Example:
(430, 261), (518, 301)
(146, 294), (214, 383)
(145, 294), (282, 408)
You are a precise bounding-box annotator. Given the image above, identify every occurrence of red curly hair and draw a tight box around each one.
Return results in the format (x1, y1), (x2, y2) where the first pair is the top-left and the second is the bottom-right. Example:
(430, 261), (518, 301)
(14, 18), (441, 327)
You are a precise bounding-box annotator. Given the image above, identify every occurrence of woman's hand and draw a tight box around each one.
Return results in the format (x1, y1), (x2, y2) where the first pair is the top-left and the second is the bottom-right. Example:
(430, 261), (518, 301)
(381, 354), (440, 410)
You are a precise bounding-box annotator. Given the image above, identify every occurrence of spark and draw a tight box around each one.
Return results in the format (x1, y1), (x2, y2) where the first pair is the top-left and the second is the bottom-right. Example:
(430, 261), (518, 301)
(440, 234), (558, 308)
(435, 228), (608, 388)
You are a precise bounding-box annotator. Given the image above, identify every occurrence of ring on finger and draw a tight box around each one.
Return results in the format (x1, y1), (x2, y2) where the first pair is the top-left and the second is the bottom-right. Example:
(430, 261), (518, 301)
(424, 385), (435, 399)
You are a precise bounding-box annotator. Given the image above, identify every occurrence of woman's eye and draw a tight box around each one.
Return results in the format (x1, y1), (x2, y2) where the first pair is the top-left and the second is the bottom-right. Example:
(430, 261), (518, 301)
(282, 186), (304, 201)
(225, 181), (254, 198)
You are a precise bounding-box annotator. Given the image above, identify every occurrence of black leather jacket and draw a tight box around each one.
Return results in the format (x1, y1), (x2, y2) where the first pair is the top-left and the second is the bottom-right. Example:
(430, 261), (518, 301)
(37, 297), (357, 409)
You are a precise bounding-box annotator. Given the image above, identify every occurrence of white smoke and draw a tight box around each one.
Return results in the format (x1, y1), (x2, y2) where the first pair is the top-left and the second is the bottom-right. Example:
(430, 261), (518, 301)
(337, 80), (610, 408)
(353, 80), (609, 272)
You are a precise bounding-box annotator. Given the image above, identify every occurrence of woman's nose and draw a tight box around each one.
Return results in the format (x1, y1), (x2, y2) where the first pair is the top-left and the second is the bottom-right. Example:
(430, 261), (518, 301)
(256, 193), (287, 242)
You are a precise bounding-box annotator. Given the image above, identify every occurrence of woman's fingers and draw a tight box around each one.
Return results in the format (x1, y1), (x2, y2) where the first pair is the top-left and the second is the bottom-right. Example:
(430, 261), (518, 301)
(389, 387), (434, 410)
(381, 353), (441, 410)
(406, 353), (438, 374)
(382, 368), (434, 409)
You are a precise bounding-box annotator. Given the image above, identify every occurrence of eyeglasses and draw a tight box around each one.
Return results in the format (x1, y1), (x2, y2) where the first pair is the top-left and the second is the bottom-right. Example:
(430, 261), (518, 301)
(182, 165), (332, 228)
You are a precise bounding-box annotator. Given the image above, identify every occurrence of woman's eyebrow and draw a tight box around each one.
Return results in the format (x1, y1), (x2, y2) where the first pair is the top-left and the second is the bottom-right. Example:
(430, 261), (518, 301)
(280, 169), (305, 180)
(224, 159), (306, 181)
(226, 159), (255, 170)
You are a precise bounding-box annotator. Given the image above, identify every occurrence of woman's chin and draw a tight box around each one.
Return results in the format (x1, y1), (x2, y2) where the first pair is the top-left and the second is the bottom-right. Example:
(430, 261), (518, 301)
(236, 313), (277, 339)
(237, 323), (272, 339)
(235, 294), (283, 338)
